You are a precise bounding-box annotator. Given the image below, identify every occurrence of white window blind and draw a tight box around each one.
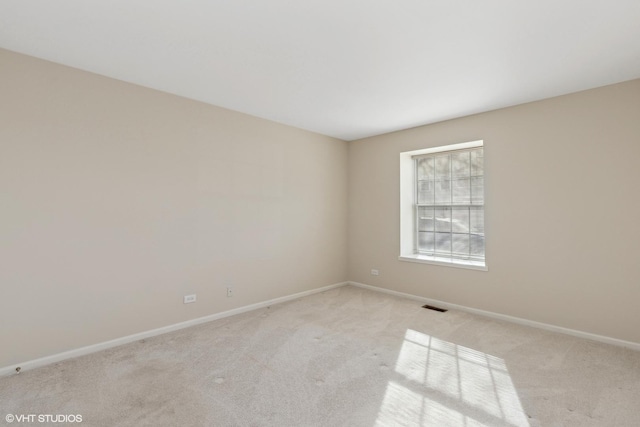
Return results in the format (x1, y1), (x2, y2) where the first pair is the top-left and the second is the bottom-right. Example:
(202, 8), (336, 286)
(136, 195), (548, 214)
(413, 147), (484, 262)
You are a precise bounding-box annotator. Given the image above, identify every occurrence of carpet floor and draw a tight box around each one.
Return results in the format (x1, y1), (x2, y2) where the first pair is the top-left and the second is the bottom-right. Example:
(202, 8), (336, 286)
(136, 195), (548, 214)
(1, 285), (639, 426)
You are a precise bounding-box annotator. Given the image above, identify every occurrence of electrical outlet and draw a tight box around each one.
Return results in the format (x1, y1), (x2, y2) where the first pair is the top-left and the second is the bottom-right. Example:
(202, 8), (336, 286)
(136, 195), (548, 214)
(183, 294), (196, 304)
(226, 287), (233, 297)
(371, 269), (379, 276)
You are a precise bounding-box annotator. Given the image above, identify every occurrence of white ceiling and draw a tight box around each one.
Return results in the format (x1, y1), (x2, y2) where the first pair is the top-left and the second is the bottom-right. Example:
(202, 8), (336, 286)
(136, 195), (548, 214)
(1, 1), (639, 141)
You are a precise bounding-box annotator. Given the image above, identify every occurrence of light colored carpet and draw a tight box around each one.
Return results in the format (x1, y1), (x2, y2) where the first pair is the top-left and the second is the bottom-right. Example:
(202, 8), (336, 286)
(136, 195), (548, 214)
(1, 285), (640, 426)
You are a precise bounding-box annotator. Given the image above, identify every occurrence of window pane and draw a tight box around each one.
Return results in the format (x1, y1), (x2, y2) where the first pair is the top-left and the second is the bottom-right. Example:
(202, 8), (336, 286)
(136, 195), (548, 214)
(470, 234), (485, 257)
(471, 148), (483, 177)
(452, 207), (469, 233)
(418, 207), (434, 232)
(417, 157), (435, 180)
(471, 176), (484, 204)
(412, 145), (484, 264)
(451, 151), (470, 178)
(418, 232), (435, 252)
(452, 178), (470, 204)
(417, 180), (434, 204)
(435, 232), (451, 254)
(434, 207), (451, 232)
(435, 179), (451, 204)
(452, 233), (470, 256)
(470, 207), (484, 234)
(435, 155), (450, 178)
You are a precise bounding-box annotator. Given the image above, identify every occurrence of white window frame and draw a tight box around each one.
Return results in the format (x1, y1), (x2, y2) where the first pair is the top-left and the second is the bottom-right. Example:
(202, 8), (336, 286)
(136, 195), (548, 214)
(399, 140), (487, 271)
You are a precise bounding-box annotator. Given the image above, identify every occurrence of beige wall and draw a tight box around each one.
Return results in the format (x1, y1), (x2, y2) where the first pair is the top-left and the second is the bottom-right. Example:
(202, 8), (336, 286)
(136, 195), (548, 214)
(348, 79), (640, 344)
(2, 46), (639, 369)
(0, 49), (348, 368)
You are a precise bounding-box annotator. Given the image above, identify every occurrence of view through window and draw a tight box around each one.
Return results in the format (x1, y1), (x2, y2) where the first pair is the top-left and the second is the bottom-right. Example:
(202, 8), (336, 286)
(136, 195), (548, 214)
(413, 146), (484, 263)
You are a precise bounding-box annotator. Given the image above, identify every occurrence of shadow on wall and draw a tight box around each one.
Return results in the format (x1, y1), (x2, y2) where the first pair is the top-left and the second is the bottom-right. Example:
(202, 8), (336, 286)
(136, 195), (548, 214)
(376, 329), (529, 426)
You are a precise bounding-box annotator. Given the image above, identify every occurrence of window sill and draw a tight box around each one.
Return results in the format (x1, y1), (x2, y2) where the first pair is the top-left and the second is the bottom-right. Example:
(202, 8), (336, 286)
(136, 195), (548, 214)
(398, 254), (488, 271)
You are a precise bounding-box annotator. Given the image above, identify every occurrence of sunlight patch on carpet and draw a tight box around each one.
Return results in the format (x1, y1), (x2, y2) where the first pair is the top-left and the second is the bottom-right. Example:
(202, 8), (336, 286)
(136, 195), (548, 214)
(375, 329), (529, 426)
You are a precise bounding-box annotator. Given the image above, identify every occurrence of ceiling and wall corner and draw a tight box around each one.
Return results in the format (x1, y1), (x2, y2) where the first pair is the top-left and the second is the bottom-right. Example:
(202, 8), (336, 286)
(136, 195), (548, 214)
(1, 1), (639, 141)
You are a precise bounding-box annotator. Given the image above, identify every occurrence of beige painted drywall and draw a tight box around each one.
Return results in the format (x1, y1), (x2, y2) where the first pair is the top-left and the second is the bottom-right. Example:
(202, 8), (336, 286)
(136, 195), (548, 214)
(2, 46), (639, 370)
(0, 49), (348, 368)
(348, 78), (640, 344)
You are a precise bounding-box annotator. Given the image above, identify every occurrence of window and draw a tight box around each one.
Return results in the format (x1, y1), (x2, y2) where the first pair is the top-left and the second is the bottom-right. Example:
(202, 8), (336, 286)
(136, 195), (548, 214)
(399, 141), (486, 270)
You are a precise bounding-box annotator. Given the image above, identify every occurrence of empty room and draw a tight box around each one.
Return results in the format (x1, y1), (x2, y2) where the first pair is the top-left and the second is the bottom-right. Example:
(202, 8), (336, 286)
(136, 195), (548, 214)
(1, 1), (640, 426)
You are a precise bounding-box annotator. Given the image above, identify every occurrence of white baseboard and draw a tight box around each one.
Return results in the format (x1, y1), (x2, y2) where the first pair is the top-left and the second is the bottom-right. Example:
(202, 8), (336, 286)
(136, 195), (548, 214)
(5, 279), (636, 378)
(0, 281), (348, 378)
(348, 281), (640, 352)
